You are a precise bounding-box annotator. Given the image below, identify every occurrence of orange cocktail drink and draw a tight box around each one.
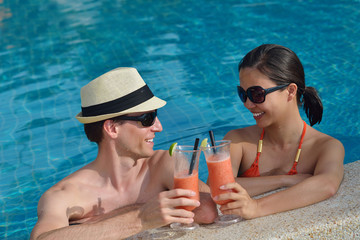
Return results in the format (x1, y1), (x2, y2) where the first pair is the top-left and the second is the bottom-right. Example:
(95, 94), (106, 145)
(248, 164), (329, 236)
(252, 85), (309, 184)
(174, 171), (199, 211)
(202, 140), (235, 205)
(206, 155), (234, 205)
(203, 139), (240, 224)
(170, 144), (201, 230)
(172, 144), (201, 209)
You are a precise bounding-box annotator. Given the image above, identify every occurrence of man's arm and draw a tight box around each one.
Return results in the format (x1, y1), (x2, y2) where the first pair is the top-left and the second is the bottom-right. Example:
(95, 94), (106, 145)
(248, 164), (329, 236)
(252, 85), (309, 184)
(193, 181), (218, 224)
(30, 188), (145, 240)
(31, 203), (144, 240)
(31, 187), (200, 240)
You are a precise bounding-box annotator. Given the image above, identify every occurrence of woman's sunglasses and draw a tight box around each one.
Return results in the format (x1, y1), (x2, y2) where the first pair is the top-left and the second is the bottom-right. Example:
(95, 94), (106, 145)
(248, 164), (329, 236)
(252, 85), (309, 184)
(116, 110), (157, 127)
(237, 84), (290, 104)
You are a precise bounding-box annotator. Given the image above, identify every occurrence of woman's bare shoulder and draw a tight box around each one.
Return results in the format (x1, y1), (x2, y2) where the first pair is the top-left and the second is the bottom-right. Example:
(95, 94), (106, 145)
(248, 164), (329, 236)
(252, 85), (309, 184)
(224, 125), (260, 143)
(307, 126), (343, 148)
(305, 126), (345, 162)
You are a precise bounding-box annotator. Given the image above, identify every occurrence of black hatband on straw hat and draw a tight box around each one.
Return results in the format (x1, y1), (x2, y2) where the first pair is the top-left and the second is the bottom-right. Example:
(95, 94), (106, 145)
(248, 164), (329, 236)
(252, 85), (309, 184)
(82, 85), (154, 117)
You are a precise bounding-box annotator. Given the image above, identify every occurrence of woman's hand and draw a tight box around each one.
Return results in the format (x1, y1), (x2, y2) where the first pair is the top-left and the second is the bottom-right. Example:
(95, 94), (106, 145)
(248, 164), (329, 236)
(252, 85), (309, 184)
(214, 182), (259, 219)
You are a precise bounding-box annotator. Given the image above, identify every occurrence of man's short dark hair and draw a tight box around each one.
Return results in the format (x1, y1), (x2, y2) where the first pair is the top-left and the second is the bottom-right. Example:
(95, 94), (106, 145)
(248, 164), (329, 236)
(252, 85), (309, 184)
(84, 120), (105, 144)
(84, 117), (125, 144)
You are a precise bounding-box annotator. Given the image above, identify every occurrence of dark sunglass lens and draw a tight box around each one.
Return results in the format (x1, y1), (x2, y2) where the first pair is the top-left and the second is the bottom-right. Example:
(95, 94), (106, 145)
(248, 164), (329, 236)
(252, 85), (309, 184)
(249, 87), (266, 103)
(142, 111), (157, 126)
(237, 87), (247, 103)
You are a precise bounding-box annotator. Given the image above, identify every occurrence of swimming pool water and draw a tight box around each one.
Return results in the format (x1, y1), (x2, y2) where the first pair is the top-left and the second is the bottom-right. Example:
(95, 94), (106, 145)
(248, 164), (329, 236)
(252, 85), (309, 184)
(1, 0), (359, 239)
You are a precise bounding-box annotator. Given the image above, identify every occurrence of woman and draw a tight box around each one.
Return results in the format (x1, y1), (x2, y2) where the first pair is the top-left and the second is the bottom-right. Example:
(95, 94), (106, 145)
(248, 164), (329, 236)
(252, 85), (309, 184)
(216, 44), (344, 219)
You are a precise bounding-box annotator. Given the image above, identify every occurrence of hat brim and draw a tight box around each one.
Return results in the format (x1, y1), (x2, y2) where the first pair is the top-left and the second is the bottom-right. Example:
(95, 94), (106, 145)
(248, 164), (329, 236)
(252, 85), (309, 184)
(76, 96), (166, 124)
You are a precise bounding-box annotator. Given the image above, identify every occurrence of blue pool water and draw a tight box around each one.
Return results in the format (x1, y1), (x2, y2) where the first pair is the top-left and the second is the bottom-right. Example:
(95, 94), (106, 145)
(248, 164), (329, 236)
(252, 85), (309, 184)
(1, 0), (359, 239)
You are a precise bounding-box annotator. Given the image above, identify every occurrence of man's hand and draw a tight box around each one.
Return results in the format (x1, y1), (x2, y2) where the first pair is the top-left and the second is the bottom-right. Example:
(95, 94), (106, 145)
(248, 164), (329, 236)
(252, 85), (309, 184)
(139, 189), (200, 230)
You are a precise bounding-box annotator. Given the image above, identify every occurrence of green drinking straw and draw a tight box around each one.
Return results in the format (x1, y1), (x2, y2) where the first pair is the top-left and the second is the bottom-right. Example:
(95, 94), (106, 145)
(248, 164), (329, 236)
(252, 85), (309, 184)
(189, 138), (199, 175)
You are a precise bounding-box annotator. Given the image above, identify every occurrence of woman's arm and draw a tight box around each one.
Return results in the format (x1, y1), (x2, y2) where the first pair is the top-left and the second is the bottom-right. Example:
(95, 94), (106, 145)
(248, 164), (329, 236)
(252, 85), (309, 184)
(235, 174), (312, 197)
(225, 129), (306, 197)
(216, 138), (344, 219)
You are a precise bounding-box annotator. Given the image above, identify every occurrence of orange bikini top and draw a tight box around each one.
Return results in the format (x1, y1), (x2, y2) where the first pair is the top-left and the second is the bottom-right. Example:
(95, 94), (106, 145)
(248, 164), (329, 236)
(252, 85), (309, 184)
(238, 121), (307, 177)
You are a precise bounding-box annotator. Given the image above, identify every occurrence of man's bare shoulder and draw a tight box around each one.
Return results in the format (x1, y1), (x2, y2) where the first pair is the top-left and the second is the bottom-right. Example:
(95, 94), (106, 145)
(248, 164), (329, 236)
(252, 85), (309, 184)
(31, 164), (101, 240)
(147, 150), (174, 189)
(39, 177), (81, 210)
(148, 150), (170, 165)
(39, 163), (98, 207)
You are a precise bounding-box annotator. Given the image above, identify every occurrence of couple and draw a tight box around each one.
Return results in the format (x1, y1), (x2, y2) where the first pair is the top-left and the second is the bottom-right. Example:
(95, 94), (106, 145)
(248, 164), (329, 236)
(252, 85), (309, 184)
(31, 44), (344, 239)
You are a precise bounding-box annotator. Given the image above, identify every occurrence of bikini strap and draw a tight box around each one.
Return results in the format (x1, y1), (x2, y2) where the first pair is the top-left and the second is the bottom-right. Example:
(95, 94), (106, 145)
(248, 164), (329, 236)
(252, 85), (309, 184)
(294, 121), (307, 163)
(258, 128), (265, 153)
(237, 128), (264, 177)
(252, 128), (265, 165)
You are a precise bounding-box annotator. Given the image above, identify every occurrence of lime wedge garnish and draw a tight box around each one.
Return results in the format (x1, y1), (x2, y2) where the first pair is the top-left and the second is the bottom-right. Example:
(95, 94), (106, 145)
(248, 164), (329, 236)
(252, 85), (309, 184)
(169, 142), (178, 156)
(200, 138), (208, 148)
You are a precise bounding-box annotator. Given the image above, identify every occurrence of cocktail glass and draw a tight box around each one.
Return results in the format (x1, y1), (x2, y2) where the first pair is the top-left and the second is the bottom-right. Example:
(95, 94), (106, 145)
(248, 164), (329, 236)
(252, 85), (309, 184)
(170, 144), (201, 231)
(202, 140), (240, 224)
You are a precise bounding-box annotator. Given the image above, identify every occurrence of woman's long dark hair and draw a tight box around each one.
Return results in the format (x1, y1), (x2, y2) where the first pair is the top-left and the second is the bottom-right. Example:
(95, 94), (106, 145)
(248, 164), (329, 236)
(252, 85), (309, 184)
(238, 44), (323, 126)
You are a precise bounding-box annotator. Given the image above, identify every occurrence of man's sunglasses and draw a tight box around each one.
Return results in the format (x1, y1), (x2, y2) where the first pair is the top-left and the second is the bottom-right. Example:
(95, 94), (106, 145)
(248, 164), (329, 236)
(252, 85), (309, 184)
(116, 110), (157, 127)
(237, 84), (290, 104)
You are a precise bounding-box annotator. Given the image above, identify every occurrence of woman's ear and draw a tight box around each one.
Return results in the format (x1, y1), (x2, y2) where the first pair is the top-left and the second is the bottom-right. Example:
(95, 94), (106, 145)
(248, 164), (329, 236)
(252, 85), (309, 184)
(103, 120), (119, 138)
(287, 83), (298, 101)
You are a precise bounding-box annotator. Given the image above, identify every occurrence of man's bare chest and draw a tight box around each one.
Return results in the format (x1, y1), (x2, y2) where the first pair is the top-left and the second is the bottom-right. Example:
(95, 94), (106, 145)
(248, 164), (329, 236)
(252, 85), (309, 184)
(67, 174), (166, 223)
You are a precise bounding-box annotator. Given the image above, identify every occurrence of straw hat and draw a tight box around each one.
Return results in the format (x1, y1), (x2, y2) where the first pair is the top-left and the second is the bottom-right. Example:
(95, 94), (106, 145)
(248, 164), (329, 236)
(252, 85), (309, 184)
(76, 67), (166, 124)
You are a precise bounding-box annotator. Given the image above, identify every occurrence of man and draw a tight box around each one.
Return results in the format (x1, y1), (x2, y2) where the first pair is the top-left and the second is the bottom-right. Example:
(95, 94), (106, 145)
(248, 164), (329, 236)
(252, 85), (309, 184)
(30, 67), (217, 240)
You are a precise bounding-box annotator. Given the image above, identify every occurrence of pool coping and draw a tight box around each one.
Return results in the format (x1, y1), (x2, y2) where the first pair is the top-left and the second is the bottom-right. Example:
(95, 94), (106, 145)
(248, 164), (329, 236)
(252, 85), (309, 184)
(137, 160), (360, 239)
